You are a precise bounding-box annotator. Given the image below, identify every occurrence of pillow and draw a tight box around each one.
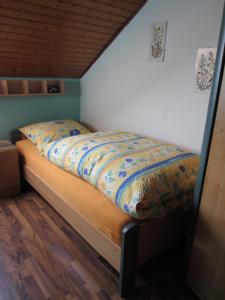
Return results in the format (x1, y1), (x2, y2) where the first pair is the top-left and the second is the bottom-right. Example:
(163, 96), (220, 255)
(19, 120), (91, 153)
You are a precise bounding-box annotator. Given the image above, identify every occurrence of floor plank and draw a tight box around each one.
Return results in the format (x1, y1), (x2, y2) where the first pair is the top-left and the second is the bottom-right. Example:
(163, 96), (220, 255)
(0, 190), (198, 300)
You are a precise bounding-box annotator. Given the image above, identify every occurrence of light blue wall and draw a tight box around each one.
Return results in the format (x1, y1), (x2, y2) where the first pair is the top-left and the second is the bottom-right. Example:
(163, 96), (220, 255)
(0, 79), (80, 141)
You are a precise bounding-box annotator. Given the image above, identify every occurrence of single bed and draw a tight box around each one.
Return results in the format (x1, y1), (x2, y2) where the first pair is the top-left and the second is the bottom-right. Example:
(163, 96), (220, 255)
(17, 138), (190, 297)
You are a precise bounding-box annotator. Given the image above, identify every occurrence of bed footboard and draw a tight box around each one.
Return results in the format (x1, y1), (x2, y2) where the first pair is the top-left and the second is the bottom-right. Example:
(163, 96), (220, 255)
(22, 162), (188, 299)
(119, 208), (188, 297)
(119, 222), (140, 297)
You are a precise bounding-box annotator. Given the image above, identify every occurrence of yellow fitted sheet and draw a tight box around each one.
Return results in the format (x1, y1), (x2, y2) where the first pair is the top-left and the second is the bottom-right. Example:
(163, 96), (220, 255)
(16, 139), (133, 246)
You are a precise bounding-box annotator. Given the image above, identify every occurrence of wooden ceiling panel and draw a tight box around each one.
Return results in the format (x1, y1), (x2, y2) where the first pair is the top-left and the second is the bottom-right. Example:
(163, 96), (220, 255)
(0, 0), (147, 77)
(0, 0), (122, 29)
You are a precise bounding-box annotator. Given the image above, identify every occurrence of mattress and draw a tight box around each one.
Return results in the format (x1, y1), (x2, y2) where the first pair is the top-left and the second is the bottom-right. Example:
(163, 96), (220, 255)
(16, 139), (133, 246)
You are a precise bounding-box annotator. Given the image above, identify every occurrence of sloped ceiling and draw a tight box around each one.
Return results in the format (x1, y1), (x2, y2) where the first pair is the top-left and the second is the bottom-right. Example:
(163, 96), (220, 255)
(0, 0), (147, 78)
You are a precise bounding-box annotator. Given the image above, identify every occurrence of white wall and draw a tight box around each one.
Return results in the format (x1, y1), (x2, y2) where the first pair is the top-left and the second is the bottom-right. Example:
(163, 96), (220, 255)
(81, 0), (224, 152)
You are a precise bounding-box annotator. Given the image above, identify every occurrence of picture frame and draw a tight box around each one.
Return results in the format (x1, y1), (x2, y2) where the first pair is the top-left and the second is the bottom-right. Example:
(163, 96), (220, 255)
(150, 21), (168, 62)
(195, 48), (217, 91)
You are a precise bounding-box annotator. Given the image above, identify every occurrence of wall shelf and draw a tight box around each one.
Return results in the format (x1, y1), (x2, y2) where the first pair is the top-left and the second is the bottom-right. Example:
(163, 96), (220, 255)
(0, 80), (64, 96)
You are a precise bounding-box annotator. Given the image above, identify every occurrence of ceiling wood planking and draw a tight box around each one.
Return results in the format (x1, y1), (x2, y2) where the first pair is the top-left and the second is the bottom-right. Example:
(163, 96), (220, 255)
(0, 24), (109, 45)
(1, 62), (86, 71)
(0, 42), (100, 58)
(0, 48), (97, 66)
(0, 32), (104, 50)
(21, 0), (128, 23)
(0, 39), (101, 55)
(0, 68), (83, 78)
(0, 53), (94, 66)
(0, 8), (117, 35)
(95, 0), (141, 11)
(1, 59), (86, 68)
(0, 17), (112, 41)
(0, 0), (147, 77)
(0, 0), (122, 29)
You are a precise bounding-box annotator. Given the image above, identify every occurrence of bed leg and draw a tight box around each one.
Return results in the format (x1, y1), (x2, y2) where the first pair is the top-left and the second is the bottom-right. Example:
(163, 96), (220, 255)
(119, 222), (139, 298)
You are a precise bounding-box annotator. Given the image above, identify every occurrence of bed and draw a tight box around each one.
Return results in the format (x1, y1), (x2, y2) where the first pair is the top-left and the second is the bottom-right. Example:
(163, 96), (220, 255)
(16, 137), (191, 297)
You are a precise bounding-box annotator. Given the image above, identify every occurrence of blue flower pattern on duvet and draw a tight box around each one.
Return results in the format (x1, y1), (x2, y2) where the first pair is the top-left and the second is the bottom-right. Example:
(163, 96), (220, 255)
(70, 129), (81, 136)
(119, 171), (127, 178)
(125, 158), (133, 163)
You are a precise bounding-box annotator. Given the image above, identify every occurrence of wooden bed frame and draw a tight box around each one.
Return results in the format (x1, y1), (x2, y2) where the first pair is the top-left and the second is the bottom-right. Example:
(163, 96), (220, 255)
(19, 136), (189, 298)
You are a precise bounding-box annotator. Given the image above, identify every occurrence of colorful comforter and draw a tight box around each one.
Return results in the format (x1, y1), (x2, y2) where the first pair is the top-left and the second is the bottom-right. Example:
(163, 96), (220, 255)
(43, 131), (199, 220)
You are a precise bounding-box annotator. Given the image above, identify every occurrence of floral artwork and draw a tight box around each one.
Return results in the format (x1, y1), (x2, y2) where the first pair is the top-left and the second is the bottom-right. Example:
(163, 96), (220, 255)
(195, 48), (217, 91)
(150, 21), (168, 62)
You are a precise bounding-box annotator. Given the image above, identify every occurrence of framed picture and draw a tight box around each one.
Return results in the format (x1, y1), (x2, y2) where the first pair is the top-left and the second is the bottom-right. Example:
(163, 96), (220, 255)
(195, 48), (217, 91)
(150, 21), (168, 62)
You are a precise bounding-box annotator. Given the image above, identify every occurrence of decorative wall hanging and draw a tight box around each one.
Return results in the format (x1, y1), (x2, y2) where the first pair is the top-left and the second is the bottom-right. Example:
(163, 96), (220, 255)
(195, 48), (217, 91)
(150, 21), (168, 62)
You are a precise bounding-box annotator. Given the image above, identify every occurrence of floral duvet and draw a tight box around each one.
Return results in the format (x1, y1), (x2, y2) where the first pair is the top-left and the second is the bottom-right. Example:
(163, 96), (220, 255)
(43, 131), (199, 220)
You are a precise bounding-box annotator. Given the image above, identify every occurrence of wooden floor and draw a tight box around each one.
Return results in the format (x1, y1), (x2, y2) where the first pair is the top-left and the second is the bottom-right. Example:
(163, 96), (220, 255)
(0, 189), (198, 300)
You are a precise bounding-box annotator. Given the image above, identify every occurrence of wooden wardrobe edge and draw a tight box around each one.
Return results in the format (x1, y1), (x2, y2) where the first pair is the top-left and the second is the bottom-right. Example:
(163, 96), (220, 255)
(23, 164), (122, 272)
